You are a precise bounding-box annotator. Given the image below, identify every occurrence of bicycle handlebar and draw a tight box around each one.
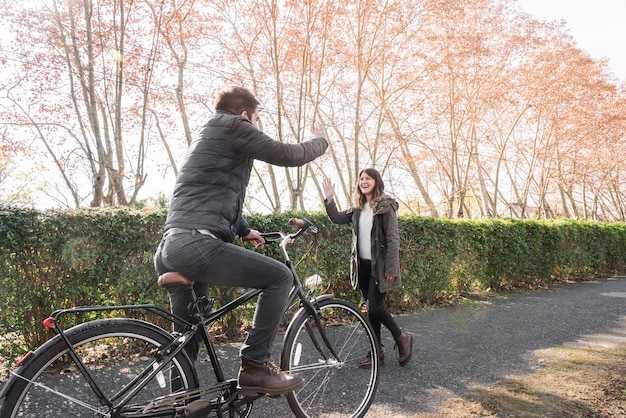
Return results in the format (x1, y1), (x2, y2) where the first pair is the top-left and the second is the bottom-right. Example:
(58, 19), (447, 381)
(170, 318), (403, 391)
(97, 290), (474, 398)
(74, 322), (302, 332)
(260, 218), (317, 244)
(289, 217), (318, 234)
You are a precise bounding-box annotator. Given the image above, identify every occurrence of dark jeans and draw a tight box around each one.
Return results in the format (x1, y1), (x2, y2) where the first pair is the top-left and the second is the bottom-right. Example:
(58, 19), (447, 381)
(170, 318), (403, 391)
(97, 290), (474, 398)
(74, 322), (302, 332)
(154, 231), (292, 364)
(358, 258), (402, 345)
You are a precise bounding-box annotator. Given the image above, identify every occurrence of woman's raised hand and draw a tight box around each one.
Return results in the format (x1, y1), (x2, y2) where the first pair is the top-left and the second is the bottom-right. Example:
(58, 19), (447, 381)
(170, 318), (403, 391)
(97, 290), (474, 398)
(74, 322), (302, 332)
(322, 177), (335, 202)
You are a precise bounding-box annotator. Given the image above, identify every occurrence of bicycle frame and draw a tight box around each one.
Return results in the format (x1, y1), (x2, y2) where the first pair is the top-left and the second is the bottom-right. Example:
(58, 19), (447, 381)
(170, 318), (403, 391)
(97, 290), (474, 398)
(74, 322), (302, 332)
(17, 219), (340, 415)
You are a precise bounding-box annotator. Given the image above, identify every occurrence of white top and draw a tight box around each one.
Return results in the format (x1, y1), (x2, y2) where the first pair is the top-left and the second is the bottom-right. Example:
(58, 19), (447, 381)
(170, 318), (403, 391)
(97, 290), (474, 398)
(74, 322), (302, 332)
(358, 203), (373, 260)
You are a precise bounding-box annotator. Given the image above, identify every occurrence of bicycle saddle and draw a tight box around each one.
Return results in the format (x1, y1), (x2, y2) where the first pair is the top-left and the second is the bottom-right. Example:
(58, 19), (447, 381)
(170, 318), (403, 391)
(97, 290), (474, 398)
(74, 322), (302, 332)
(157, 271), (195, 287)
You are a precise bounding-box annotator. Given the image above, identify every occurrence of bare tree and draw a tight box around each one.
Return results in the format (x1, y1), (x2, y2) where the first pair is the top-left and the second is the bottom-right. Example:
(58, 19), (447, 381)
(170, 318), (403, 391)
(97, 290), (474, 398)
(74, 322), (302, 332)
(2, 0), (626, 219)
(1, 0), (179, 207)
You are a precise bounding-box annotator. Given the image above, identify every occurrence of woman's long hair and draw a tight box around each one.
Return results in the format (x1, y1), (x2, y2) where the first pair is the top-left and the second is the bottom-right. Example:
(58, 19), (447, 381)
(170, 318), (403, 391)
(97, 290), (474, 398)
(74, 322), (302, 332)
(354, 168), (385, 209)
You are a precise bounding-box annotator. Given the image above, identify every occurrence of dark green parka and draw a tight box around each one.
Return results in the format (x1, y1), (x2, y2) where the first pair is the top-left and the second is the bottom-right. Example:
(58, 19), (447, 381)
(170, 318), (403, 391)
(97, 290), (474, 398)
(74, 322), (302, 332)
(324, 195), (401, 293)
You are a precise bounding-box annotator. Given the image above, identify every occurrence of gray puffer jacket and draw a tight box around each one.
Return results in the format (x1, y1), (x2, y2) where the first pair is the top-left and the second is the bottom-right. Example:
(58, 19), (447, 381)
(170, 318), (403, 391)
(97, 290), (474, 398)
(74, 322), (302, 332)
(165, 111), (328, 242)
(324, 195), (401, 293)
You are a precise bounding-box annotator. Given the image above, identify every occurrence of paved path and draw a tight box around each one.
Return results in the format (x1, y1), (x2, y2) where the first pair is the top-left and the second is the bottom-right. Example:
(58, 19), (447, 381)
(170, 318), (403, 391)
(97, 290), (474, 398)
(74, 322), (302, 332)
(197, 276), (626, 417)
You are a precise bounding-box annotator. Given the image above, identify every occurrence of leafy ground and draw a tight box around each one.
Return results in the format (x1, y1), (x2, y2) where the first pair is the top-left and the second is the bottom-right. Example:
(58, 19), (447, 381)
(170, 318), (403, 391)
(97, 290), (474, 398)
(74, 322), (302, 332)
(415, 343), (626, 418)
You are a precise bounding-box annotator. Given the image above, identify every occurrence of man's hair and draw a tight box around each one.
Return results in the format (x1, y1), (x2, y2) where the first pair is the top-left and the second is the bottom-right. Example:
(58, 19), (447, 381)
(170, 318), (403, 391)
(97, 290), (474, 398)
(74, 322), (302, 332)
(213, 86), (260, 118)
(354, 168), (385, 209)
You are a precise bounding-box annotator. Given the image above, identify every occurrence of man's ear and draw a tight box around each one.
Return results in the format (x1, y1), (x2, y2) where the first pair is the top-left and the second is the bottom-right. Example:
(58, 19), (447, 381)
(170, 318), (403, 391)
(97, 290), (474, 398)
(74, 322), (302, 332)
(240, 110), (249, 121)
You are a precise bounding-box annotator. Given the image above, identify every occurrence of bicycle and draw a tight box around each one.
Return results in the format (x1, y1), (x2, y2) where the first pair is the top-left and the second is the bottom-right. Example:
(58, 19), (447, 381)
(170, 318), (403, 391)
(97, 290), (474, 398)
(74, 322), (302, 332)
(0, 218), (379, 418)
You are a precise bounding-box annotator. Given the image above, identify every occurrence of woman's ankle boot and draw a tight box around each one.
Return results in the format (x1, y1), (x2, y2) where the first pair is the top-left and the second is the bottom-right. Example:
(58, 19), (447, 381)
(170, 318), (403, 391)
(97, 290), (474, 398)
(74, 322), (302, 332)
(358, 345), (384, 368)
(396, 333), (413, 366)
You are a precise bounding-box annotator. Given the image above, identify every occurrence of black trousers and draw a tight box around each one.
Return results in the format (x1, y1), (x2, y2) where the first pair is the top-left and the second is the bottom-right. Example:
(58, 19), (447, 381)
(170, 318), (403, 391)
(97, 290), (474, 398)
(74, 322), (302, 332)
(358, 258), (402, 345)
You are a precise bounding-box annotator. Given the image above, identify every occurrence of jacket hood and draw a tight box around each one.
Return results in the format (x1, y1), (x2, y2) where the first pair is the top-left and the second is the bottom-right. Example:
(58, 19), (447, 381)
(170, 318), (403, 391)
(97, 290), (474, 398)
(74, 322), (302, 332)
(374, 195), (398, 215)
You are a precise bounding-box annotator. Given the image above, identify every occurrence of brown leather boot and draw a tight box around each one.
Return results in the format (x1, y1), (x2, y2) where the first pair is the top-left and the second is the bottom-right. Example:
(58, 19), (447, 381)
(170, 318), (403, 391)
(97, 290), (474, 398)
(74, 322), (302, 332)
(237, 360), (304, 396)
(396, 333), (413, 366)
(358, 345), (384, 368)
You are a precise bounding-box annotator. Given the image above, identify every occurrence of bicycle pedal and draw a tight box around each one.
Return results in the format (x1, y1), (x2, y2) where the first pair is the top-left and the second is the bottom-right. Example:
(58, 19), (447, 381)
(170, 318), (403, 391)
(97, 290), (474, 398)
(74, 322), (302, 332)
(184, 399), (212, 418)
(235, 387), (264, 396)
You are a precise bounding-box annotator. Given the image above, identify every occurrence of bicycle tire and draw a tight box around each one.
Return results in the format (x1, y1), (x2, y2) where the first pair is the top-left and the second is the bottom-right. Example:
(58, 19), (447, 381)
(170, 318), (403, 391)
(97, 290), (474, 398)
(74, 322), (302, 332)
(281, 297), (379, 418)
(0, 318), (199, 418)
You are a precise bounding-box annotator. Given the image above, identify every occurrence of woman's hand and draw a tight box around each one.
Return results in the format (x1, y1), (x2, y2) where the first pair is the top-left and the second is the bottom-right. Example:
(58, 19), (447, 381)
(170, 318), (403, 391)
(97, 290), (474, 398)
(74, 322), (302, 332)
(322, 177), (335, 202)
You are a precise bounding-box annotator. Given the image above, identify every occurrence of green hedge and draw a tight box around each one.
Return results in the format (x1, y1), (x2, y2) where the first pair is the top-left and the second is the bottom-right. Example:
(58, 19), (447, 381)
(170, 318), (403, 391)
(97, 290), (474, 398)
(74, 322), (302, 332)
(1, 207), (625, 366)
(0, 207), (166, 349)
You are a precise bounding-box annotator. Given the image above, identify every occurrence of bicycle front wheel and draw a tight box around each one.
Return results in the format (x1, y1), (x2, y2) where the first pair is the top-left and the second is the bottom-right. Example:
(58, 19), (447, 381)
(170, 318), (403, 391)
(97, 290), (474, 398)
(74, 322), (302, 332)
(0, 318), (199, 418)
(281, 297), (379, 418)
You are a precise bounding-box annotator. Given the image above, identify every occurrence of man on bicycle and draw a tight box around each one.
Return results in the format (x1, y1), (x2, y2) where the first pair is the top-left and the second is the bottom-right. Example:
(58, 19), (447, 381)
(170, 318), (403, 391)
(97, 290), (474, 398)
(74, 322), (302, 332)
(154, 86), (328, 396)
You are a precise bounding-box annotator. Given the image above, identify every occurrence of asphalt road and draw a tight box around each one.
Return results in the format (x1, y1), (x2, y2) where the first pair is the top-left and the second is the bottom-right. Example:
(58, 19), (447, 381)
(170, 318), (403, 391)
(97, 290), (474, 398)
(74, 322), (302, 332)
(196, 275), (626, 417)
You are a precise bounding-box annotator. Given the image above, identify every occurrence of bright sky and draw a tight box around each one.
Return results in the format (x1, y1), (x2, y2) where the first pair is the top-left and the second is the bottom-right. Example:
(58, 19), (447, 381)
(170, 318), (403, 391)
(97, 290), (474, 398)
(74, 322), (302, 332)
(518, 0), (626, 81)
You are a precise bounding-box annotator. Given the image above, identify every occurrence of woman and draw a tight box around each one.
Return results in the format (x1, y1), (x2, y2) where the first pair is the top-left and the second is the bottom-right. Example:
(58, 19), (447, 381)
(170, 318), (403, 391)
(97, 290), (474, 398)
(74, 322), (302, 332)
(322, 168), (412, 367)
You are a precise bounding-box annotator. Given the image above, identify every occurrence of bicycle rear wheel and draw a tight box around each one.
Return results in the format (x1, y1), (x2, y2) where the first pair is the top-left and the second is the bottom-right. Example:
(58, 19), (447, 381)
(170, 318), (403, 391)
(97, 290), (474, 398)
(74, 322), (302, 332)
(281, 297), (379, 418)
(0, 318), (198, 417)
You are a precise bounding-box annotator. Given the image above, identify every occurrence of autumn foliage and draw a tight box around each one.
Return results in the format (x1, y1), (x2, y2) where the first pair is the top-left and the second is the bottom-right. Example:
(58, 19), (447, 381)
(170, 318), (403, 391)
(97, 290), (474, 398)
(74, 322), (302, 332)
(0, 0), (625, 220)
